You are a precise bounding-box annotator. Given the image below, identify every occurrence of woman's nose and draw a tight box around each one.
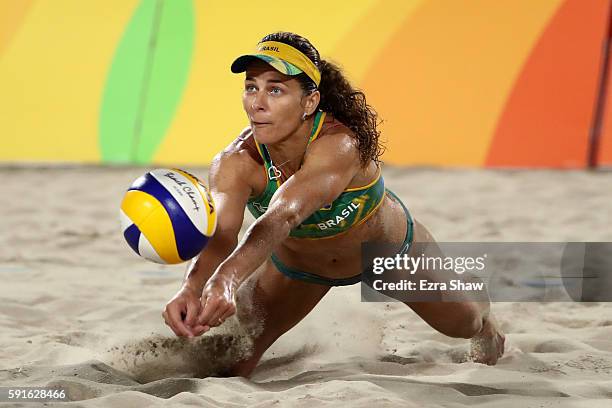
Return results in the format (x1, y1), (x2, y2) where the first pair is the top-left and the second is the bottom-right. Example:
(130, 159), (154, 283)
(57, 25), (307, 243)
(251, 91), (266, 111)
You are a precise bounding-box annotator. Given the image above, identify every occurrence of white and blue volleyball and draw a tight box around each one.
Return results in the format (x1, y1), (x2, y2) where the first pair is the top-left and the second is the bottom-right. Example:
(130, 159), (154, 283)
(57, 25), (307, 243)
(119, 168), (217, 264)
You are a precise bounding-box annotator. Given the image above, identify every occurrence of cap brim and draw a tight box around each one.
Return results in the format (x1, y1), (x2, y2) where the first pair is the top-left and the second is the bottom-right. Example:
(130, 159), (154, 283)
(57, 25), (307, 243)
(231, 54), (303, 76)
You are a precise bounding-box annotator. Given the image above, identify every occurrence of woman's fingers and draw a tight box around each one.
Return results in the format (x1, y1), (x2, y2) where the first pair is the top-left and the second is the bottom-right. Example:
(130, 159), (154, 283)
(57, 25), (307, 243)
(190, 305), (235, 336)
(165, 304), (194, 337)
(191, 324), (210, 336)
(198, 296), (223, 325)
(207, 303), (232, 328)
(196, 295), (214, 326)
(196, 275), (237, 332)
(183, 300), (200, 328)
(197, 296), (235, 328)
(219, 303), (237, 323)
(162, 298), (231, 337)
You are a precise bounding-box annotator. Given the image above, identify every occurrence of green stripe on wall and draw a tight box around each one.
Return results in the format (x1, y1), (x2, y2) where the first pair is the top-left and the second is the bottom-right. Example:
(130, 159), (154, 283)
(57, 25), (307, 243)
(99, 0), (194, 164)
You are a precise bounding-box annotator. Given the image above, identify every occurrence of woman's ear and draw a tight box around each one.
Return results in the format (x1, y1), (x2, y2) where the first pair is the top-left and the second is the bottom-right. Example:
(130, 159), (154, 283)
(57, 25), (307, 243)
(302, 90), (321, 116)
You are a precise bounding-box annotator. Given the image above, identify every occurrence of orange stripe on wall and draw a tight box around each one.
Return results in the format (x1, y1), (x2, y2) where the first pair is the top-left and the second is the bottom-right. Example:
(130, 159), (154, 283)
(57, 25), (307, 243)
(597, 44), (612, 167)
(485, 0), (610, 168)
(595, 3), (612, 168)
(361, 0), (562, 166)
(0, 0), (35, 59)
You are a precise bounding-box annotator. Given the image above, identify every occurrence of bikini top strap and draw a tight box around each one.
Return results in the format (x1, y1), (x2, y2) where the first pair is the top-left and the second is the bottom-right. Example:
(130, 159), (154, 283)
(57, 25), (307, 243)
(306, 111), (327, 147)
(305, 111), (352, 150)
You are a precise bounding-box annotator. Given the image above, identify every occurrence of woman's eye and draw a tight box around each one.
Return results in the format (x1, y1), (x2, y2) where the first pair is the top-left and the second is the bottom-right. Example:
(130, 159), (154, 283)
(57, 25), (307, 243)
(245, 84), (256, 92)
(270, 87), (282, 95)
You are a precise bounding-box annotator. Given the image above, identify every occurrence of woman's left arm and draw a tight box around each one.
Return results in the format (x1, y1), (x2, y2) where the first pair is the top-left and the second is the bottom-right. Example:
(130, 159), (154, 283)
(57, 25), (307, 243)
(196, 131), (360, 329)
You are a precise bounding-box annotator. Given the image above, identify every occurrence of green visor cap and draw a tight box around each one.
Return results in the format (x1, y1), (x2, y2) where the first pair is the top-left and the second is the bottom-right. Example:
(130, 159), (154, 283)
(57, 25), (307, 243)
(231, 54), (303, 76)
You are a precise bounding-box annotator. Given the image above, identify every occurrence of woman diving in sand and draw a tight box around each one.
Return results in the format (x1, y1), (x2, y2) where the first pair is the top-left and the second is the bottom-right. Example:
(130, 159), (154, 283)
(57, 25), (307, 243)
(162, 31), (505, 377)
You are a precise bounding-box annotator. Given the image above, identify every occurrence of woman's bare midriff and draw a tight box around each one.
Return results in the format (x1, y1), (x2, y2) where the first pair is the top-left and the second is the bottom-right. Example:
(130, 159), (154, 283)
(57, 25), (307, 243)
(274, 192), (410, 280)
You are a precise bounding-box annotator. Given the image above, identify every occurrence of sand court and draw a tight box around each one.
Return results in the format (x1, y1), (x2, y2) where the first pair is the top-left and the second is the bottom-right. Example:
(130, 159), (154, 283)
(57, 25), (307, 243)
(0, 166), (611, 406)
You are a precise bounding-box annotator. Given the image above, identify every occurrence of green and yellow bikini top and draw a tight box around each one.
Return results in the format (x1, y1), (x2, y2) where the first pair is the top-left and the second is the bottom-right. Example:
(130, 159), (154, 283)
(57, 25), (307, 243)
(239, 111), (386, 239)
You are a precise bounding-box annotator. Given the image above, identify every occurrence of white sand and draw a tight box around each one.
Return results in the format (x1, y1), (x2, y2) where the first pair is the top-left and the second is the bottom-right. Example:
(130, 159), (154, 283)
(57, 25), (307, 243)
(1, 166), (611, 407)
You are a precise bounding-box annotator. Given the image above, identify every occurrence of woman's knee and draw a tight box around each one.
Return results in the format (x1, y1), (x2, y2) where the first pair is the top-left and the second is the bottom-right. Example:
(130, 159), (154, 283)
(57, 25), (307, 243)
(439, 304), (483, 339)
(409, 301), (483, 339)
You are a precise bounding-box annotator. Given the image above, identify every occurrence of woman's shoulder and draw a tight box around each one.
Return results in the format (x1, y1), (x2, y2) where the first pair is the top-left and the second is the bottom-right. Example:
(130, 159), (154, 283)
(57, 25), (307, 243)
(319, 112), (352, 137)
(215, 126), (262, 164)
(311, 112), (359, 155)
(211, 127), (264, 177)
(310, 112), (379, 186)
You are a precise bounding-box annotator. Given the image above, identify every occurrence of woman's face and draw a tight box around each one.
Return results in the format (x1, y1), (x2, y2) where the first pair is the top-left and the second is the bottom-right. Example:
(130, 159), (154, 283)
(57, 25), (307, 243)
(243, 60), (317, 144)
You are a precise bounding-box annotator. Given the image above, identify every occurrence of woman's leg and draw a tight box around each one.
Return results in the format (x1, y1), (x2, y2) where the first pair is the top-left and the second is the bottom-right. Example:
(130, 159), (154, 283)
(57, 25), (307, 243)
(224, 258), (332, 377)
(403, 220), (505, 365)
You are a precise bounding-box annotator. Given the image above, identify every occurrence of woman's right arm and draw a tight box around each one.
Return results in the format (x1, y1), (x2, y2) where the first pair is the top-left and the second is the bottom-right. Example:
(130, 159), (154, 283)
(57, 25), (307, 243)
(162, 149), (254, 337)
(183, 151), (253, 293)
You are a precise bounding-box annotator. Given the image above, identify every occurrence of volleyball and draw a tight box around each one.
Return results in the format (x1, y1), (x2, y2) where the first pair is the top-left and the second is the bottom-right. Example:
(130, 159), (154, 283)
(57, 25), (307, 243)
(119, 168), (217, 264)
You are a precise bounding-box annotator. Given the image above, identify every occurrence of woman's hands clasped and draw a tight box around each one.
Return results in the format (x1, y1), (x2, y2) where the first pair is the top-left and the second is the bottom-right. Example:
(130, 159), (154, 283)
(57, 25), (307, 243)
(162, 273), (238, 338)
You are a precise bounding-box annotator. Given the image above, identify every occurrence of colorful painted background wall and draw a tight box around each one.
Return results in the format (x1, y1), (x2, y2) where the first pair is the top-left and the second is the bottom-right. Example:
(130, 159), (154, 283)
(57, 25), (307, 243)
(1, 0), (611, 168)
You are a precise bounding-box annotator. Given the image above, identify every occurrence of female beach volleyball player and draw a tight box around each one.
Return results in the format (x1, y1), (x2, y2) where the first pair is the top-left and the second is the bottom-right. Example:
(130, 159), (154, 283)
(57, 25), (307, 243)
(162, 32), (505, 377)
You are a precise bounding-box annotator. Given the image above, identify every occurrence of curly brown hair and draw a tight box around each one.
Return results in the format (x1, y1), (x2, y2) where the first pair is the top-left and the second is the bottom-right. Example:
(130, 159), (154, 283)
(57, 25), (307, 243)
(259, 32), (384, 167)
